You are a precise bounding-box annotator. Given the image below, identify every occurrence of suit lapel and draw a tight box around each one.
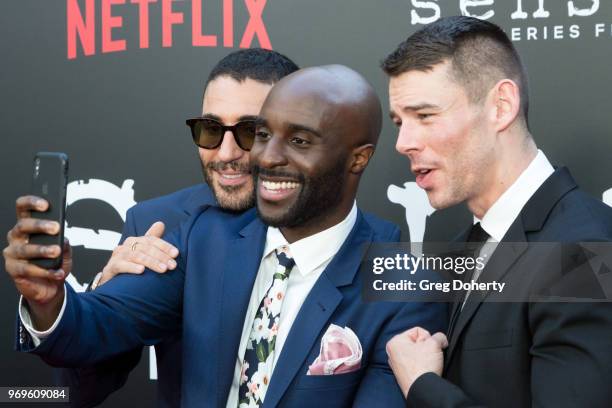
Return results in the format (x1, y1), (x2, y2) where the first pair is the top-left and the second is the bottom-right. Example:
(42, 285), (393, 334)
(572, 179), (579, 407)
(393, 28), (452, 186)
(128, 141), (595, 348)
(217, 217), (267, 407)
(263, 212), (374, 407)
(445, 222), (527, 363)
(445, 168), (578, 365)
(263, 274), (342, 408)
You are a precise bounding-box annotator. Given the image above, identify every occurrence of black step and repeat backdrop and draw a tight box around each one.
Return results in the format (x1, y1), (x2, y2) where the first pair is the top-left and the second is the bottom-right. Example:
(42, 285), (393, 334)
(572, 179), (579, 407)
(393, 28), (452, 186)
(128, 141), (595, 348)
(1, 1), (611, 406)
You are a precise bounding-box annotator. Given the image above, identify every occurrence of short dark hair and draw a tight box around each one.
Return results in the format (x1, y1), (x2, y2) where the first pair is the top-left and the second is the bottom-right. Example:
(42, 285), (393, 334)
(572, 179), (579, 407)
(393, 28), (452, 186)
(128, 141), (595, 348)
(207, 48), (299, 86)
(382, 16), (530, 127)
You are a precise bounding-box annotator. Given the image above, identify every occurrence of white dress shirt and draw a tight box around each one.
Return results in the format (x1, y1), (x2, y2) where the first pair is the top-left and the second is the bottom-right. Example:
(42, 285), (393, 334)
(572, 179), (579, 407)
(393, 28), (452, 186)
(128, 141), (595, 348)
(225, 202), (357, 407)
(458, 150), (554, 308)
(19, 202), (358, 407)
(19, 290), (67, 347)
(473, 149), (555, 274)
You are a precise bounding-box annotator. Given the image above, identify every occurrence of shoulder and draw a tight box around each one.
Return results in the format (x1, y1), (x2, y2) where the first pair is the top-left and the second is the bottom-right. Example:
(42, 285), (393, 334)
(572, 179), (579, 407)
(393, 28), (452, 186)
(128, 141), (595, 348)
(123, 184), (214, 236)
(182, 206), (258, 241)
(194, 205), (257, 229)
(130, 184), (211, 215)
(361, 211), (401, 242)
(541, 188), (612, 241)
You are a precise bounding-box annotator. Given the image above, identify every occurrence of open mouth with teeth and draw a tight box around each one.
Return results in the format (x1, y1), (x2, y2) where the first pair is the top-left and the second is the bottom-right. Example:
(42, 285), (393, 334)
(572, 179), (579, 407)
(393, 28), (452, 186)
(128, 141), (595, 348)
(215, 170), (251, 187)
(258, 178), (302, 202)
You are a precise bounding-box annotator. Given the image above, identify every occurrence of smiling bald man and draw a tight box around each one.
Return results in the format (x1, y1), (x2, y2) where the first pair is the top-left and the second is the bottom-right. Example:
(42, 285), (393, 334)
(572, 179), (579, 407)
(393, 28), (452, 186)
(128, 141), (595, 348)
(13, 65), (447, 408)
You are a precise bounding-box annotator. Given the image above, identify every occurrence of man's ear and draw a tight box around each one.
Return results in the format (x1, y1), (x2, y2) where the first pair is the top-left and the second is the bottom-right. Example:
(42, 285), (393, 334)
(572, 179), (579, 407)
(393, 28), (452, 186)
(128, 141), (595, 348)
(490, 79), (521, 132)
(350, 144), (375, 174)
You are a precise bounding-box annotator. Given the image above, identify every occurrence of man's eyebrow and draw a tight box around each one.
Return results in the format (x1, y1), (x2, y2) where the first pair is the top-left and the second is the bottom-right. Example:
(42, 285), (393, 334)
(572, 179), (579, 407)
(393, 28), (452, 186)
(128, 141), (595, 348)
(201, 113), (222, 121)
(251, 120), (322, 138)
(402, 103), (441, 111)
(237, 114), (259, 122)
(287, 123), (322, 138)
(201, 113), (259, 124)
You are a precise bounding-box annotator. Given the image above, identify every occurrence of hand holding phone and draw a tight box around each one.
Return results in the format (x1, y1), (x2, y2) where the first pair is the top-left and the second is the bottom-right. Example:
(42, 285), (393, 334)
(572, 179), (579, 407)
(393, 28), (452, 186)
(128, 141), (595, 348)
(2, 153), (70, 330)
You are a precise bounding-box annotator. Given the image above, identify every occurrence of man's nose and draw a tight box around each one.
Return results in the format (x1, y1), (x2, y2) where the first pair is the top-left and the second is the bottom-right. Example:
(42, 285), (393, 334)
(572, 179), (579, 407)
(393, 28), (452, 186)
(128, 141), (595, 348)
(395, 122), (424, 158)
(256, 136), (288, 169)
(217, 130), (247, 163)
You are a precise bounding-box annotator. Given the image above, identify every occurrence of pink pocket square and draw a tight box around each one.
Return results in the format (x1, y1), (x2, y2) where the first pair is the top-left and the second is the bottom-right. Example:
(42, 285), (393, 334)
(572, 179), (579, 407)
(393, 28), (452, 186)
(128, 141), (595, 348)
(307, 324), (362, 375)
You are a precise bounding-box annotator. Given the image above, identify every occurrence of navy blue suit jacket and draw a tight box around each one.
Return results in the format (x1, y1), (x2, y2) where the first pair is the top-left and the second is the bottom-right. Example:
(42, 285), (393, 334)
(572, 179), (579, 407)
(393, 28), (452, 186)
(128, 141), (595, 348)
(21, 204), (447, 407)
(57, 184), (216, 407)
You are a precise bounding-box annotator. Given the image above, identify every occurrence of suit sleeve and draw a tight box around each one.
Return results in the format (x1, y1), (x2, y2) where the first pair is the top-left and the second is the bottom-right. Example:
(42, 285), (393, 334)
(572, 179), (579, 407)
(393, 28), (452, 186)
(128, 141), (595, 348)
(406, 372), (484, 407)
(21, 224), (186, 368)
(353, 300), (448, 407)
(528, 301), (612, 407)
(29, 268), (183, 367)
(527, 242), (612, 407)
(54, 205), (145, 407)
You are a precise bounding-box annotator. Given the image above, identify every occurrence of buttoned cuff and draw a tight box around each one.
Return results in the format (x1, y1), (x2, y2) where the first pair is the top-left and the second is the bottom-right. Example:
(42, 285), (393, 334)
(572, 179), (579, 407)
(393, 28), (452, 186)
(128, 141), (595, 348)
(18, 285), (67, 347)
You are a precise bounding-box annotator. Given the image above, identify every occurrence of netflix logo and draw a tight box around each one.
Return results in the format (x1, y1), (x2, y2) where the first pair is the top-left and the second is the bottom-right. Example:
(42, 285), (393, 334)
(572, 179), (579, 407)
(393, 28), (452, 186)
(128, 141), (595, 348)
(67, 0), (271, 59)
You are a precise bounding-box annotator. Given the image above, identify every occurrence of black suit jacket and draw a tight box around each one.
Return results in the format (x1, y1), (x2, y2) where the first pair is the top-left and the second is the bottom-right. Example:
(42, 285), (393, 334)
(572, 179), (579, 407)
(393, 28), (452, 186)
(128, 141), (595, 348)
(407, 168), (612, 408)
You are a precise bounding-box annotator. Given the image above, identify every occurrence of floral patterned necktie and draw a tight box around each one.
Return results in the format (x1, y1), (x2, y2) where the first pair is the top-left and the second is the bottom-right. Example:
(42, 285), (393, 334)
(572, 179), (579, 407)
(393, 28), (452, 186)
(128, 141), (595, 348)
(238, 247), (295, 407)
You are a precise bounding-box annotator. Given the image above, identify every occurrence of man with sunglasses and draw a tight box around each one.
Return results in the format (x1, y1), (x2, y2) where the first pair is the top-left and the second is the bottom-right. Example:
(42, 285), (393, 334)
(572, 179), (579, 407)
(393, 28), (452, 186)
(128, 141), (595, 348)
(4, 49), (299, 406)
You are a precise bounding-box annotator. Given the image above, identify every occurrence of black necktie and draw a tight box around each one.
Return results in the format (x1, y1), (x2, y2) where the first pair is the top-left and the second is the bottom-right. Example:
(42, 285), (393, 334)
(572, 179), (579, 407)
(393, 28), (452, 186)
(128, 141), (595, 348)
(466, 222), (490, 246)
(447, 222), (490, 338)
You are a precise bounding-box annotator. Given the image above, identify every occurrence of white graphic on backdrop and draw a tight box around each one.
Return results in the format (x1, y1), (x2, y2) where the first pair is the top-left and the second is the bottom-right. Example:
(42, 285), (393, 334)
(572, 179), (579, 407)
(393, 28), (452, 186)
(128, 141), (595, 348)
(63, 179), (136, 292)
(409, 0), (608, 42)
(568, 0), (599, 17)
(461, 0), (495, 20)
(65, 179), (136, 251)
(410, 0), (600, 23)
(387, 182), (435, 255)
(604, 188), (612, 207)
(61, 178), (158, 377)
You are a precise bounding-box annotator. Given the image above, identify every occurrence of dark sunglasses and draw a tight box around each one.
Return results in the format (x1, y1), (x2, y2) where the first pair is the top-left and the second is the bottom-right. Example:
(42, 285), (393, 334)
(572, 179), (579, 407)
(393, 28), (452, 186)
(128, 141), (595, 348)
(186, 118), (257, 151)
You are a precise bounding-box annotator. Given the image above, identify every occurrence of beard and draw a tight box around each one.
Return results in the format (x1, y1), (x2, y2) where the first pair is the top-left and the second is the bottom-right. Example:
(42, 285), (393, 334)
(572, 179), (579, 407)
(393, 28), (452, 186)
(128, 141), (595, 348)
(202, 160), (254, 212)
(252, 158), (347, 228)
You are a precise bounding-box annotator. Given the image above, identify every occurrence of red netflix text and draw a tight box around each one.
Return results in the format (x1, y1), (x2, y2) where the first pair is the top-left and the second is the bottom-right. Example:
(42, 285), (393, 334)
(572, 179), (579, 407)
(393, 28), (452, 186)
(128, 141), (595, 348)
(67, 0), (271, 59)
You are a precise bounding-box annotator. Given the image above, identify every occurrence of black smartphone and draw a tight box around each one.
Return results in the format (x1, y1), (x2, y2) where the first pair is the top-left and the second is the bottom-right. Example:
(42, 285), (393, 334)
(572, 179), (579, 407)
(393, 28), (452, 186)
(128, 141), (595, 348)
(30, 152), (69, 269)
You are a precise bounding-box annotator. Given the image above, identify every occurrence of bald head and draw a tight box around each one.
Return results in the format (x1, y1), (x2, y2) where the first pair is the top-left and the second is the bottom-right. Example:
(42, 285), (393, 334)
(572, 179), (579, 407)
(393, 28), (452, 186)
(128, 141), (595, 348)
(264, 65), (383, 147)
(250, 64), (382, 241)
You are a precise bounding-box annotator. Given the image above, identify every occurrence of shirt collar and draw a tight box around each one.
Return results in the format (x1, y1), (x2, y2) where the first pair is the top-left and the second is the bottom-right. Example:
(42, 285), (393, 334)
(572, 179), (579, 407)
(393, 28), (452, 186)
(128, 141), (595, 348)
(475, 150), (554, 242)
(263, 202), (358, 277)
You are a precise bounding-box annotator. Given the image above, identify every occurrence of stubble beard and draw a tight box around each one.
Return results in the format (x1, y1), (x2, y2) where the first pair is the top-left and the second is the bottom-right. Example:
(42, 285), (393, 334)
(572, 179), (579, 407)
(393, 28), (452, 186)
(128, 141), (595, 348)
(202, 161), (255, 212)
(253, 159), (348, 229)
